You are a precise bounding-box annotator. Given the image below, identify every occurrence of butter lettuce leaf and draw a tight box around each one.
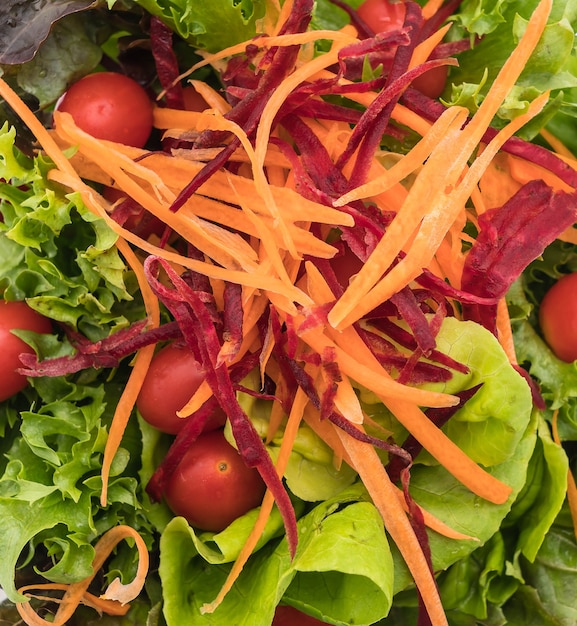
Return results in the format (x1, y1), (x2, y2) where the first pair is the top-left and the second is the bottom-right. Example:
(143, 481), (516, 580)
(159, 484), (393, 626)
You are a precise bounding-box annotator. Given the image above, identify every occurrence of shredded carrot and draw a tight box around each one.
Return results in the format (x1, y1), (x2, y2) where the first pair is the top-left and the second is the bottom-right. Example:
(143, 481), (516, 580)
(100, 238), (160, 506)
(496, 297), (518, 365)
(540, 127), (576, 159)
(16, 525), (148, 626)
(332, 423), (449, 626)
(409, 23), (453, 69)
(422, 0), (446, 20)
(1, 2), (563, 624)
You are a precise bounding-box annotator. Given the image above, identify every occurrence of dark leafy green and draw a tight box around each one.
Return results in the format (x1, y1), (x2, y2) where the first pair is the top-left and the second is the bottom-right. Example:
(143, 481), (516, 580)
(0, 0), (97, 65)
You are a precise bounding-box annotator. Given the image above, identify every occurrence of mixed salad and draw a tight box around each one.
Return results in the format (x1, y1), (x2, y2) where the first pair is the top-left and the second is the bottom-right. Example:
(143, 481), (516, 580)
(0, 0), (577, 624)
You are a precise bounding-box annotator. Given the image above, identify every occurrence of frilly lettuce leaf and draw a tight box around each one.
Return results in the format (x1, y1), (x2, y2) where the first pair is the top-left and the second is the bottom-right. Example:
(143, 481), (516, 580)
(0, 376), (148, 603)
(445, 0), (577, 133)
(133, 0), (266, 53)
(0, 123), (145, 340)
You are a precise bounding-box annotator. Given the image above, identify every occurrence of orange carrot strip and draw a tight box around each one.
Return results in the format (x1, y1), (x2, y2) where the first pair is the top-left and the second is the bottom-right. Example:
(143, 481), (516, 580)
(100, 239), (159, 506)
(16, 584), (129, 618)
(409, 23), (452, 68)
(332, 423), (449, 626)
(540, 127), (575, 159)
(422, 0), (446, 20)
(334, 105), (467, 206)
(496, 298), (518, 364)
(17, 525), (148, 626)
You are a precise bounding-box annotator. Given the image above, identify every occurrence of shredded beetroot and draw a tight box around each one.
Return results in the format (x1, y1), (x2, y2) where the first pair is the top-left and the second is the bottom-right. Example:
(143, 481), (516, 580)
(221, 281), (244, 363)
(18, 320), (182, 377)
(169, 0), (314, 212)
(143, 256), (299, 556)
(150, 16), (184, 109)
(461, 180), (577, 333)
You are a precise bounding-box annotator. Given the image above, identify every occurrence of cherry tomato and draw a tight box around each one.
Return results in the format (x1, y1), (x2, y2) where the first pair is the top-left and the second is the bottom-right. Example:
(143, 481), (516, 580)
(136, 342), (226, 435)
(182, 86), (209, 112)
(539, 273), (577, 362)
(356, 0), (447, 98)
(164, 429), (266, 531)
(56, 72), (154, 147)
(272, 605), (327, 625)
(357, 0), (406, 33)
(0, 301), (52, 402)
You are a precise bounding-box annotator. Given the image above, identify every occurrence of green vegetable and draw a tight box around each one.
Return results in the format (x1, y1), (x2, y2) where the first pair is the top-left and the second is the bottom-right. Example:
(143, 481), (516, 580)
(159, 484), (394, 626)
(445, 0), (577, 137)
(132, 0), (266, 52)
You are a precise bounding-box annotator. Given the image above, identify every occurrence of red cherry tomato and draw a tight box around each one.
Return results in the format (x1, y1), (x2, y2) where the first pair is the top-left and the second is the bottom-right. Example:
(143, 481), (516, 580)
(357, 0), (406, 33)
(136, 343), (226, 435)
(56, 72), (153, 147)
(272, 605), (327, 625)
(0, 301), (52, 402)
(182, 86), (209, 112)
(539, 273), (577, 362)
(356, 0), (447, 98)
(164, 429), (266, 531)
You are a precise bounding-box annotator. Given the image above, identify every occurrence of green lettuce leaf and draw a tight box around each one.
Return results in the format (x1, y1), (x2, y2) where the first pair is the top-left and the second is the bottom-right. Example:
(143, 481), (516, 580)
(159, 484), (393, 626)
(0, 123), (144, 340)
(445, 0), (577, 134)
(0, 374), (149, 604)
(133, 0), (266, 53)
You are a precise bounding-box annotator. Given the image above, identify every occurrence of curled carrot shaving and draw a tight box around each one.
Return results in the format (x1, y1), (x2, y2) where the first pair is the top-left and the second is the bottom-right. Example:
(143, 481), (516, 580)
(16, 525), (149, 626)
